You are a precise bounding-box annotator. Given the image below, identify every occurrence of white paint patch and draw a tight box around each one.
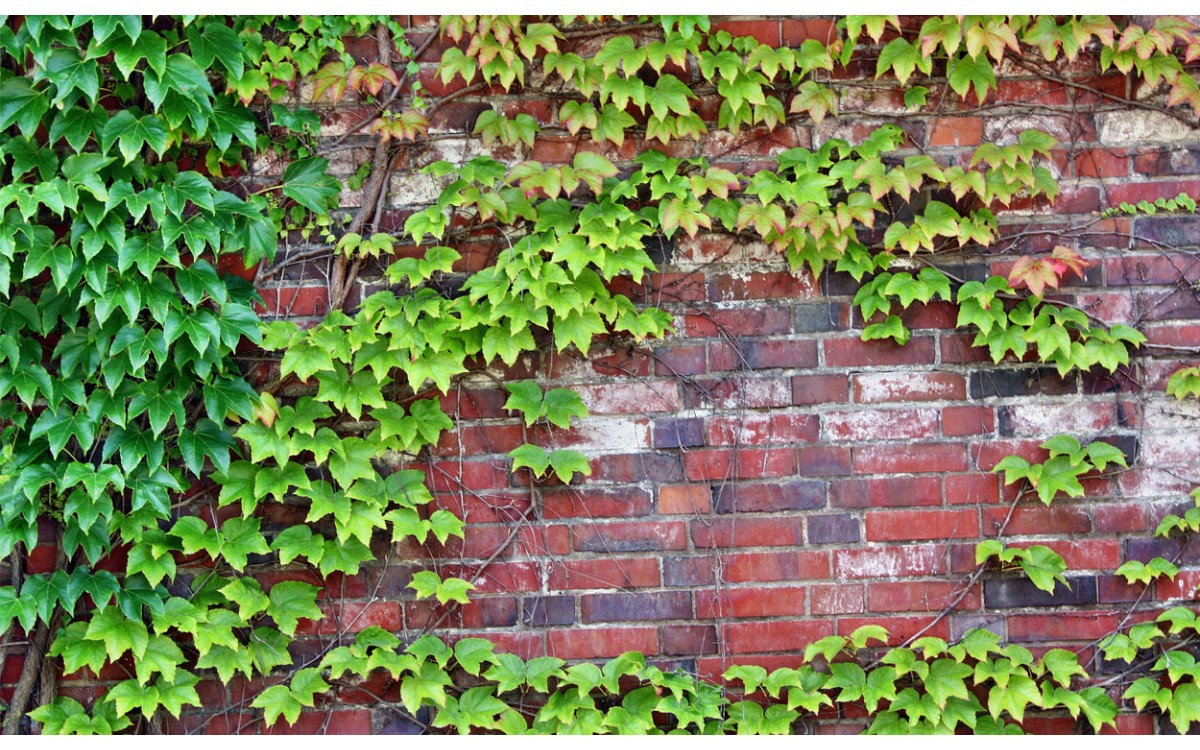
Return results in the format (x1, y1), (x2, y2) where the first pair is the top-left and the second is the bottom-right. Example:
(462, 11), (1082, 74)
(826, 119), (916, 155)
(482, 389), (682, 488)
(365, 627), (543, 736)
(570, 418), (651, 453)
(1097, 110), (1200, 145)
(1005, 402), (1112, 437)
(1141, 399), (1200, 431)
(836, 545), (941, 580)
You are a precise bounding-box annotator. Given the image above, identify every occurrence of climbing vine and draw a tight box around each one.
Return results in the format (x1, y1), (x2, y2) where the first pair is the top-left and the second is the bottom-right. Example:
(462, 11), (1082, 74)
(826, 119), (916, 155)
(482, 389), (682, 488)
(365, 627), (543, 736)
(1, 13), (1199, 734)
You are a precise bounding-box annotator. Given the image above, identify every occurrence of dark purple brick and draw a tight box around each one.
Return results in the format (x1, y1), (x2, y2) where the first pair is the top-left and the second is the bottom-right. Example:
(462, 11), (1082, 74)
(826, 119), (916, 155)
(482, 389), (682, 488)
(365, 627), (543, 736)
(653, 417), (706, 449)
(664, 556), (717, 586)
(522, 596), (575, 627)
(968, 368), (1078, 399)
(581, 591), (692, 623)
(807, 514), (860, 544)
(662, 625), (719, 655)
(983, 575), (1097, 608)
(713, 479), (826, 513)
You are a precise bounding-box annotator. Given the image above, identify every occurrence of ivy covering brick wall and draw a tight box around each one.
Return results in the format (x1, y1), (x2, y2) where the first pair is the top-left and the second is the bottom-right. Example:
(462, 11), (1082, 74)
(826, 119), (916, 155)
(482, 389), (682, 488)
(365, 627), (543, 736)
(2, 14), (1200, 735)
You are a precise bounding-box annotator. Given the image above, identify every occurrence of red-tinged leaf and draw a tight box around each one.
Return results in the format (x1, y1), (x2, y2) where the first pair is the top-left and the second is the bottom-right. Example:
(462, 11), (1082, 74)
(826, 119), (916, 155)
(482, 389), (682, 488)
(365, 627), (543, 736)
(313, 62), (350, 104)
(348, 63), (399, 97)
(1049, 246), (1090, 279)
(1008, 257), (1060, 298)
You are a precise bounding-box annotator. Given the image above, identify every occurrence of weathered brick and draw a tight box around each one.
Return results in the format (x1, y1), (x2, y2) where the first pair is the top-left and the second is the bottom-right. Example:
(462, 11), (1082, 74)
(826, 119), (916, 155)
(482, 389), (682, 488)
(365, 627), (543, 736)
(852, 372), (966, 403)
(833, 544), (946, 579)
(810, 584), (865, 615)
(705, 412), (819, 446)
(852, 442), (969, 474)
(572, 521), (687, 553)
(713, 479), (826, 513)
(824, 408), (939, 442)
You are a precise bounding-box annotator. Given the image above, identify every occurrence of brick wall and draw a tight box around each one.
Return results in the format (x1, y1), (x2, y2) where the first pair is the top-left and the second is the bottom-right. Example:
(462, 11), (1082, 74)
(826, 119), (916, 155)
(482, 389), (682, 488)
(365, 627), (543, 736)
(11, 15), (1197, 734)
(230, 15), (1200, 733)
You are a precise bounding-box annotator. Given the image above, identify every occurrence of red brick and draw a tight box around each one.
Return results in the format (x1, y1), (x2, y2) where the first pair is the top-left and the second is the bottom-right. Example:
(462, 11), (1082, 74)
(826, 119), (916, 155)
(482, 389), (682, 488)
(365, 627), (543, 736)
(256, 285), (329, 317)
(945, 472), (1001, 505)
(830, 476), (942, 508)
(691, 516), (805, 548)
(823, 336), (937, 367)
(792, 374), (850, 405)
(866, 509), (979, 541)
(1075, 147), (1128, 179)
(723, 551), (831, 582)
(781, 18), (837, 46)
(852, 442), (969, 474)
(541, 487), (653, 520)
(1007, 612), (1120, 642)
(824, 408), (939, 442)
(942, 406), (995, 437)
(981, 505), (1092, 536)
(682, 447), (798, 480)
(549, 557), (661, 590)
(836, 615), (951, 643)
(929, 117), (983, 147)
(1107, 179), (1200, 207)
(711, 19), (781, 46)
(867, 581), (981, 612)
(810, 584), (865, 615)
(696, 586), (808, 619)
(940, 332), (992, 364)
(721, 619), (833, 654)
(659, 484), (712, 515)
(834, 545), (946, 579)
(548, 627), (659, 659)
